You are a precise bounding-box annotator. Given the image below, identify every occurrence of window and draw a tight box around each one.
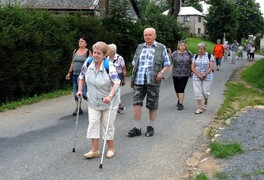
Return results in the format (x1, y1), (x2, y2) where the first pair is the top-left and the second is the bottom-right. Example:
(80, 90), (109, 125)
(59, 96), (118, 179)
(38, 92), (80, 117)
(198, 28), (201, 34)
(184, 16), (190, 22)
(198, 16), (201, 22)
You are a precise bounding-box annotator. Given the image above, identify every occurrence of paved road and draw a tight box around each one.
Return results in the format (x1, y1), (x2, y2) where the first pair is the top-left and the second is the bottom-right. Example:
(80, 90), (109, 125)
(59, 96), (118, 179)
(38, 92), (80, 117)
(0, 54), (263, 180)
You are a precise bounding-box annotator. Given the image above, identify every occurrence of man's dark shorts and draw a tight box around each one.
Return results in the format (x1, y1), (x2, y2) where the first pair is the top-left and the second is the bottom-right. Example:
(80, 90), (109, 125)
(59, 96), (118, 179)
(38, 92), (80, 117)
(133, 84), (160, 111)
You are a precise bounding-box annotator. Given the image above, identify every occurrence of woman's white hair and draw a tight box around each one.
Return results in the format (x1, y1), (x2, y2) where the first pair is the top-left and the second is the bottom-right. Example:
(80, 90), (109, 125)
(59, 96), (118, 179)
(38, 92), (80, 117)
(108, 43), (117, 54)
(198, 42), (206, 48)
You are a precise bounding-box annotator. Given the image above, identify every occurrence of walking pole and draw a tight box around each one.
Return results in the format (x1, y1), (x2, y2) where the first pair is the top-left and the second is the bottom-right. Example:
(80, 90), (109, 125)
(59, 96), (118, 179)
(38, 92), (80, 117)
(72, 96), (81, 153)
(99, 98), (114, 169)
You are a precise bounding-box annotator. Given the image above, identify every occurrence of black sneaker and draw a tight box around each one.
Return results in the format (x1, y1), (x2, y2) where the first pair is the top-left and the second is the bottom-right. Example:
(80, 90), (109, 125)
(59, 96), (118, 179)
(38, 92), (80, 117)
(73, 108), (83, 116)
(177, 100), (180, 107)
(145, 126), (154, 137)
(177, 103), (184, 110)
(117, 107), (126, 114)
(127, 127), (142, 137)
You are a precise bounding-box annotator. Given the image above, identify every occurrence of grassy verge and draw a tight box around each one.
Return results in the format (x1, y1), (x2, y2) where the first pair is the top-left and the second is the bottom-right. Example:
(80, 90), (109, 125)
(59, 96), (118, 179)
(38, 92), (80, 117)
(215, 59), (264, 120)
(0, 88), (72, 112)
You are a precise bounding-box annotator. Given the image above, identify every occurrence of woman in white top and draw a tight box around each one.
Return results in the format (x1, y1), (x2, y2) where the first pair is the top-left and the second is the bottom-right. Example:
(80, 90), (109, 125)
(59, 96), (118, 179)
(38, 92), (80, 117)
(77, 41), (120, 159)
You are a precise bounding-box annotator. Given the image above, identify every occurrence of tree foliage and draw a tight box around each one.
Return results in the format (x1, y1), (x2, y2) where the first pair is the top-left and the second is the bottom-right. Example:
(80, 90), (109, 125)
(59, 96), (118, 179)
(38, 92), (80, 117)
(206, 0), (238, 42)
(235, 0), (264, 41)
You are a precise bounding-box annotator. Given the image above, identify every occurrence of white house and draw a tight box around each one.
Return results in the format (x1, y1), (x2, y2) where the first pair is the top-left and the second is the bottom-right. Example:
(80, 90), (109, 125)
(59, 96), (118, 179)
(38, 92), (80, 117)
(163, 7), (206, 37)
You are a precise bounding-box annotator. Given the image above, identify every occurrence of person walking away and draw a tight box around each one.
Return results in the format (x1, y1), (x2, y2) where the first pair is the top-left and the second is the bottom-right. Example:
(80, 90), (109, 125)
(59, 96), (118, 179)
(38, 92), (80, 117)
(230, 40), (238, 64)
(246, 42), (252, 60)
(170, 40), (192, 110)
(191, 42), (214, 114)
(66, 37), (92, 116)
(77, 41), (120, 159)
(213, 39), (224, 71)
(108, 43), (126, 113)
(249, 44), (255, 61)
(223, 41), (230, 61)
(237, 44), (244, 60)
(127, 27), (171, 137)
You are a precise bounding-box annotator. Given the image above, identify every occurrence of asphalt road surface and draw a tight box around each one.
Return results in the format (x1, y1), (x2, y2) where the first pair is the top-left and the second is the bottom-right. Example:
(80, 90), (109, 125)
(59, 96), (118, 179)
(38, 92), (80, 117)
(1, 54), (263, 180)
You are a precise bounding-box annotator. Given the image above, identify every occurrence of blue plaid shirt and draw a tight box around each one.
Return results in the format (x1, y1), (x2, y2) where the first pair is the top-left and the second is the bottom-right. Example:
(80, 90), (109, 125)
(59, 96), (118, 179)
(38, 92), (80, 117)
(192, 52), (214, 81)
(132, 41), (170, 85)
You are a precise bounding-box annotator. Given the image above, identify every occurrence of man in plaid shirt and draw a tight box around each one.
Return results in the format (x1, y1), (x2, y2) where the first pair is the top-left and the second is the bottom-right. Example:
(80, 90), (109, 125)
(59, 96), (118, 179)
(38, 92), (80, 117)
(127, 27), (171, 137)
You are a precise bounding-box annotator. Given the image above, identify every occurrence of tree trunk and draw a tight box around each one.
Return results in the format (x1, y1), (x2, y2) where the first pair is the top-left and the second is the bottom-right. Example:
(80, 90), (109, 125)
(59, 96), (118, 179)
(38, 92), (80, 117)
(168, 0), (181, 18)
(130, 0), (141, 18)
(99, 0), (109, 18)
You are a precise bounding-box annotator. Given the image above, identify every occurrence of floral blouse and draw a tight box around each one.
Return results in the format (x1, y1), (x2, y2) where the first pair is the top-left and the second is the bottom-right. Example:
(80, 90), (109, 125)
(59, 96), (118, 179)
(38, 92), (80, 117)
(171, 50), (193, 78)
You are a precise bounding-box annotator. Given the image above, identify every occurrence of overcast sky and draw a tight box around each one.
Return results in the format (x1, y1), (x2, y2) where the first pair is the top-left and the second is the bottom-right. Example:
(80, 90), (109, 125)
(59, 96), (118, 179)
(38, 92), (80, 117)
(256, 0), (264, 16)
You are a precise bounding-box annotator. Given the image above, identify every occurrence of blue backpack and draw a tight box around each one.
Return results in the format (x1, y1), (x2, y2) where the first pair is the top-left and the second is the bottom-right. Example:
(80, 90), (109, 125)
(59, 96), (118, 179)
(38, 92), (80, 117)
(86, 57), (109, 74)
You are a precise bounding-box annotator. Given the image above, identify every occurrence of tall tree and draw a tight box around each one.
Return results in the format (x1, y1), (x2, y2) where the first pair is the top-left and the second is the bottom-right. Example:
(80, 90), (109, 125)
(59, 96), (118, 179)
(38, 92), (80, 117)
(99, 0), (109, 18)
(235, 0), (264, 41)
(206, 0), (238, 42)
(167, 0), (181, 18)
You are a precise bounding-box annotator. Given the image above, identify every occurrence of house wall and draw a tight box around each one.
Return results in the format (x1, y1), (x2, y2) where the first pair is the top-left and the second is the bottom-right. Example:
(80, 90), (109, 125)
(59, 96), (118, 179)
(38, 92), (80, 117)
(177, 15), (205, 37)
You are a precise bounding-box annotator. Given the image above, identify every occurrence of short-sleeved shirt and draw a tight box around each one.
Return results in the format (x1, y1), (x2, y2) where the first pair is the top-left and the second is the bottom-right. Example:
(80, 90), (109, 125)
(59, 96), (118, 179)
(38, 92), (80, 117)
(171, 51), (192, 78)
(192, 52), (214, 81)
(109, 54), (125, 74)
(132, 41), (170, 85)
(79, 60), (120, 110)
(213, 44), (224, 58)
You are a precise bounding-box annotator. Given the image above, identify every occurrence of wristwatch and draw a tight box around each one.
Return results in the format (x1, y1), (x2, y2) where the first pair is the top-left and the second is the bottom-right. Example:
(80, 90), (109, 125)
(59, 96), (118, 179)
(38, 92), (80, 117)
(160, 70), (164, 74)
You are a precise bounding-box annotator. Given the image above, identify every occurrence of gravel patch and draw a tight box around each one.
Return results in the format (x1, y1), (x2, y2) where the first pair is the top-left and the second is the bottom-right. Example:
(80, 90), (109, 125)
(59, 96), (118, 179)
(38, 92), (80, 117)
(217, 107), (264, 179)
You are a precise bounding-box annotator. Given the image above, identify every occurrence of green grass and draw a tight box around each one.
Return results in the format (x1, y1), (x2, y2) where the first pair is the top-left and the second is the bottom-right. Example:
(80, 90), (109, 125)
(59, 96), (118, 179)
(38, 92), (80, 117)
(0, 88), (72, 112)
(210, 142), (244, 158)
(193, 172), (209, 180)
(216, 59), (264, 120)
(186, 37), (215, 55)
(241, 60), (264, 90)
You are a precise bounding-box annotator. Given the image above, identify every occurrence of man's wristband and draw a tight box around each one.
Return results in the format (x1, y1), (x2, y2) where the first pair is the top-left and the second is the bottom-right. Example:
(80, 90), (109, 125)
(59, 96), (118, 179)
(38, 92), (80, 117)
(160, 70), (164, 74)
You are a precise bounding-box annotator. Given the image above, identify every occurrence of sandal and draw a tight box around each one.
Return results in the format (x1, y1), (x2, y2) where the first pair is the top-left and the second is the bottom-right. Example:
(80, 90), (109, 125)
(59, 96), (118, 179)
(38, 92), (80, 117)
(202, 104), (207, 111)
(194, 109), (203, 114)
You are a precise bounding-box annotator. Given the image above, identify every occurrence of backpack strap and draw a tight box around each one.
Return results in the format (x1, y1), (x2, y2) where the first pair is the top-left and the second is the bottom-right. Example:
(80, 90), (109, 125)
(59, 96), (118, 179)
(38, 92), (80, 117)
(208, 53), (211, 60)
(86, 57), (109, 74)
(195, 54), (211, 60)
(103, 58), (109, 74)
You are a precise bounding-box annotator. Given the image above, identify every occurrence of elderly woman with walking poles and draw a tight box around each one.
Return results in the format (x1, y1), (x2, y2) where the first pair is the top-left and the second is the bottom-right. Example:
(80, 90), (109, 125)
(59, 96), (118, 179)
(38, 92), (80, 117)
(77, 41), (120, 159)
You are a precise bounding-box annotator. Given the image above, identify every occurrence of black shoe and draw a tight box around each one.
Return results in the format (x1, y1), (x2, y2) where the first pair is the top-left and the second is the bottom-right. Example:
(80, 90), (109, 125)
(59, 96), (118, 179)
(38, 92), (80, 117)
(145, 126), (154, 137)
(117, 107), (126, 114)
(127, 127), (142, 137)
(177, 100), (180, 107)
(177, 103), (184, 110)
(73, 108), (83, 116)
